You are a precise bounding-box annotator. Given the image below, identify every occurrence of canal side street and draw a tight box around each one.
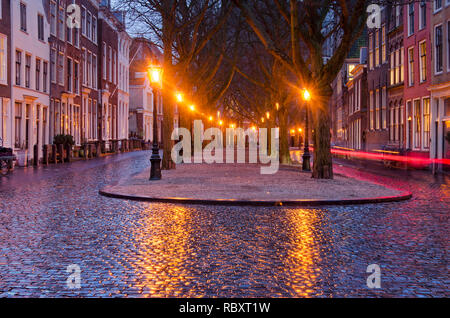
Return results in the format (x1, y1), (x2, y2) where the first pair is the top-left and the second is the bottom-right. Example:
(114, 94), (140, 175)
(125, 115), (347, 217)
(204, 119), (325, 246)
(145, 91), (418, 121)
(0, 150), (448, 297)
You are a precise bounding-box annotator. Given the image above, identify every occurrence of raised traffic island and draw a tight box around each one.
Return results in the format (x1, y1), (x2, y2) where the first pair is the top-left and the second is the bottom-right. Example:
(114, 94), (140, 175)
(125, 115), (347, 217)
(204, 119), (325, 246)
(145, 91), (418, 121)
(99, 163), (412, 206)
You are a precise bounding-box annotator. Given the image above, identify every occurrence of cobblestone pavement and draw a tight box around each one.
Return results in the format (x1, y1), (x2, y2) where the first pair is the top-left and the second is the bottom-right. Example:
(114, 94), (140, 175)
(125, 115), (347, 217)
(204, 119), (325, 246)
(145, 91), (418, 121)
(0, 151), (448, 297)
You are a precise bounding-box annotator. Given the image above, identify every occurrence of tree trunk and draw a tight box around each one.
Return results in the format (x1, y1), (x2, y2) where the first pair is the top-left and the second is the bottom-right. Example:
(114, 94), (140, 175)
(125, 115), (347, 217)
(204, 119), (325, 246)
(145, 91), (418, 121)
(312, 94), (333, 179)
(161, 2), (176, 170)
(162, 92), (175, 170)
(279, 107), (291, 165)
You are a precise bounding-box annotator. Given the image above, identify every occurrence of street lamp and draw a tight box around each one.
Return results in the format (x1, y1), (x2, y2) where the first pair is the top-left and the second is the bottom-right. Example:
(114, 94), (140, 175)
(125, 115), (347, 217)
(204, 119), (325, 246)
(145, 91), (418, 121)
(176, 92), (183, 103)
(148, 65), (163, 180)
(302, 89), (311, 171)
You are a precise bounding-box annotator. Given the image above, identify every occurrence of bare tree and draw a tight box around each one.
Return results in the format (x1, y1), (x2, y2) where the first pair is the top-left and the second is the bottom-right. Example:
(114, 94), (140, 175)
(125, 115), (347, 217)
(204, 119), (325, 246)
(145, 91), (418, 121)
(233, 0), (368, 178)
(119, 0), (234, 169)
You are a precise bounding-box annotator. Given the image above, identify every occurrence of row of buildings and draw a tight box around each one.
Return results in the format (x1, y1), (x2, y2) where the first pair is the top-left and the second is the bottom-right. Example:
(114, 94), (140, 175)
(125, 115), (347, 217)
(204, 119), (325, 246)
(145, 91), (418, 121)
(330, 1), (450, 170)
(0, 0), (166, 165)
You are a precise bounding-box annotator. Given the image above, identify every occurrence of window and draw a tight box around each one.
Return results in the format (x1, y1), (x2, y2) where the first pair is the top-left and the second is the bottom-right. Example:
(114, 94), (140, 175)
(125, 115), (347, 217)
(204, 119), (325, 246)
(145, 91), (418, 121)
(92, 54), (97, 89)
(43, 61), (48, 92)
(395, 5), (401, 28)
(390, 104), (395, 141)
(50, 1), (56, 36)
(25, 54), (31, 88)
(448, 21), (450, 72)
(375, 31), (380, 67)
(36, 59), (41, 91)
(435, 25), (443, 73)
(390, 51), (394, 85)
(423, 98), (430, 149)
(102, 44), (106, 80)
(38, 14), (44, 41)
(419, 41), (427, 82)
(113, 50), (117, 84)
(16, 51), (22, 86)
(381, 26), (386, 63)
(58, 6), (65, 40)
(375, 89), (380, 130)
(57, 52), (64, 85)
(419, 1), (426, 30)
(414, 100), (421, 149)
(74, 61), (79, 94)
(408, 3), (414, 36)
(382, 87), (387, 129)
(400, 47), (404, 83)
(87, 52), (92, 87)
(86, 12), (91, 39)
(67, 58), (72, 92)
(109, 46), (112, 82)
(368, 34), (373, 70)
(14, 103), (22, 148)
(0, 35), (7, 85)
(50, 49), (56, 83)
(81, 7), (86, 36)
(20, 2), (27, 32)
(395, 48), (401, 84)
(82, 48), (86, 85)
(408, 47), (414, 86)
(74, 23), (79, 47)
(92, 17), (97, 43)
(370, 91), (374, 130)
(434, 0), (442, 12)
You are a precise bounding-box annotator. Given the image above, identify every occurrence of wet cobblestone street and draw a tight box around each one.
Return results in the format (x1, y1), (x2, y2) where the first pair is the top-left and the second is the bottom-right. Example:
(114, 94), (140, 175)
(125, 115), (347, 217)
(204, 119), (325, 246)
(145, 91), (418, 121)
(0, 151), (448, 297)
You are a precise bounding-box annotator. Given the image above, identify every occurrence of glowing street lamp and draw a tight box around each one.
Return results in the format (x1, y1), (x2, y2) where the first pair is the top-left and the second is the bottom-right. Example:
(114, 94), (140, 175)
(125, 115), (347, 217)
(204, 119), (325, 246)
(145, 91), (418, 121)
(189, 105), (195, 112)
(148, 65), (163, 180)
(209, 116), (213, 122)
(175, 92), (183, 103)
(261, 117), (265, 123)
(275, 103), (279, 111)
(266, 112), (270, 120)
(301, 88), (311, 171)
(219, 120), (223, 126)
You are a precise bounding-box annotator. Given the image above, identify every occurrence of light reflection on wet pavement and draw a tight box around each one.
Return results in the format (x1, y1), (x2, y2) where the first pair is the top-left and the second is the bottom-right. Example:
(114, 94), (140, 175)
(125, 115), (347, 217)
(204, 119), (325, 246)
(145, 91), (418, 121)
(0, 151), (448, 297)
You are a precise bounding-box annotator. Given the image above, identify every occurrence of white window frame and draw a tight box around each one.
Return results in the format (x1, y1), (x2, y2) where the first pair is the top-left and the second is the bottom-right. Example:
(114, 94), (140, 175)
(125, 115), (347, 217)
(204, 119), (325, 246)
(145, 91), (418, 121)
(419, 1), (426, 30)
(81, 6), (86, 36)
(408, 46), (415, 86)
(434, 0), (443, 13)
(92, 17), (97, 44)
(50, 1), (56, 36)
(58, 52), (64, 86)
(418, 40), (427, 83)
(0, 34), (7, 85)
(408, 2), (414, 36)
(434, 24), (443, 75)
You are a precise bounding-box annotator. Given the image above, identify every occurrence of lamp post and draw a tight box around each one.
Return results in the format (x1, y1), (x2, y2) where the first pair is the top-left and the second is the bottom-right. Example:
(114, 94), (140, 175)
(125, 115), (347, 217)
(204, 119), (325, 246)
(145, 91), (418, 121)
(302, 89), (311, 171)
(148, 65), (163, 180)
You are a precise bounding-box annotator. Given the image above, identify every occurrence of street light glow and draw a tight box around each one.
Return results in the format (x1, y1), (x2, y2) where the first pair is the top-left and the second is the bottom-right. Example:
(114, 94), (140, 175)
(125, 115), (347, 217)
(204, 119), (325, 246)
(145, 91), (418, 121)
(219, 120), (223, 126)
(303, 89), (311, 101)
(209, 116), (213, 121)
(275, 103), (279, 111)
(176, 93), (183, 103)
(189, 105), (195, 111)
(148, 65), (163, 86)
(266, 112), (270, 119)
